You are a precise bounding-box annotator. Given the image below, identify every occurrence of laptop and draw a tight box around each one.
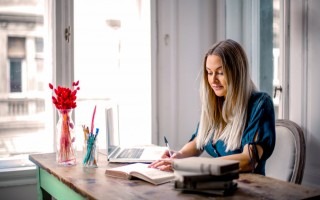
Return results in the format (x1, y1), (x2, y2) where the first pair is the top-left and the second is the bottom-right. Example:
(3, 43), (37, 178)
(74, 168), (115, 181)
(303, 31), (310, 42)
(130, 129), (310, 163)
(104, 106), (167, 163)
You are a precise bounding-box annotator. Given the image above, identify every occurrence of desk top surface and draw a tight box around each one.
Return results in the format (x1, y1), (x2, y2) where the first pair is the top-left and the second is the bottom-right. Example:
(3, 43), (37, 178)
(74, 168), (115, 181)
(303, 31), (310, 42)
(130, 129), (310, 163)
(29, 152), (320, 200)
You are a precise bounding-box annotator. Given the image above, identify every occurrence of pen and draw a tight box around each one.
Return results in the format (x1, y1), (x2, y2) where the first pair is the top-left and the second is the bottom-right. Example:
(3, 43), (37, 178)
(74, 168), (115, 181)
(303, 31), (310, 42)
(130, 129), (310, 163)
(164, 136), (173, 157)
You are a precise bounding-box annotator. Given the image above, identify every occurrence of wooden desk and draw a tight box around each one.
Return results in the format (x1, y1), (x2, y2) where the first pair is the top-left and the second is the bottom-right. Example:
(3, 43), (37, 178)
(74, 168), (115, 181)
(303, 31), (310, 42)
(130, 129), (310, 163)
(29, 152), (320, 200)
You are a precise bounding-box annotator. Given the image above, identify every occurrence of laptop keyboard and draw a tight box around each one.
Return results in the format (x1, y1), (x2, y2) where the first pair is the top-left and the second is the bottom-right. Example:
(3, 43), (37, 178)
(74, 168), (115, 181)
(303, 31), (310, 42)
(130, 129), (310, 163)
(117, 148), (144, 159)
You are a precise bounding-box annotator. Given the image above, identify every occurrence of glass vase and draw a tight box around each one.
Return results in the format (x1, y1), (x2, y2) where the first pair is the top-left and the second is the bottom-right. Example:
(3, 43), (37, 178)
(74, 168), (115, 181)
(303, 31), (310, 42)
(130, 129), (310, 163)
(56, 109), (76, 166)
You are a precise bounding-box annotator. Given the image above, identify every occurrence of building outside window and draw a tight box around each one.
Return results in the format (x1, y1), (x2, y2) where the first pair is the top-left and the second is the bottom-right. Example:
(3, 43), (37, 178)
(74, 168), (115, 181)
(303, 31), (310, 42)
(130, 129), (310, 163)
(0, 0), (53, 170)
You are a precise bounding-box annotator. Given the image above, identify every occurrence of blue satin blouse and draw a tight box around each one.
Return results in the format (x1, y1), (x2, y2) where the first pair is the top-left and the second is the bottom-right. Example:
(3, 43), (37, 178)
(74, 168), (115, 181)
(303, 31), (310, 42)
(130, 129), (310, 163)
(189, 92), (276, 175)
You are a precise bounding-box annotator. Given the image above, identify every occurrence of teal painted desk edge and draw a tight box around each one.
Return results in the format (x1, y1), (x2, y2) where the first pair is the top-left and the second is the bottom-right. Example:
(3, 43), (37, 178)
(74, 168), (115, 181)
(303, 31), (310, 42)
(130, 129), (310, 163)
(38, 167), (84, 200)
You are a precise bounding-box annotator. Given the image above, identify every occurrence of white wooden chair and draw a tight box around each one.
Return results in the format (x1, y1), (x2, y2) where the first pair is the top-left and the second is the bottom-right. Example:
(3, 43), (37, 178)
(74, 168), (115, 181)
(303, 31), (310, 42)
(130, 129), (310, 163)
(265, 119), (306, 184)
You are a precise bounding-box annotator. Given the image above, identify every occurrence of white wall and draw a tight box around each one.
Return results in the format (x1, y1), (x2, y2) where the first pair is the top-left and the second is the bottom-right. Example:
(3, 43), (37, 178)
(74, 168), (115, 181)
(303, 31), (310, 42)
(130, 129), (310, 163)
(155, 0), (216, 149)
(289, 0), (320, 188)
(0, 169), (37, 200)
(306, 1), (320, 187)
(0, 184), (37, 200)
(157, 0), (320, 188)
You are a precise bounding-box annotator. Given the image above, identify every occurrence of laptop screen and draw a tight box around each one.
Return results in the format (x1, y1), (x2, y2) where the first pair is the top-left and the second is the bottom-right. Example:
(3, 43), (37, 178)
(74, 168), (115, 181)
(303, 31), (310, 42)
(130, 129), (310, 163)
(105, 104), (120, 155)
(104, 103), (167, 163)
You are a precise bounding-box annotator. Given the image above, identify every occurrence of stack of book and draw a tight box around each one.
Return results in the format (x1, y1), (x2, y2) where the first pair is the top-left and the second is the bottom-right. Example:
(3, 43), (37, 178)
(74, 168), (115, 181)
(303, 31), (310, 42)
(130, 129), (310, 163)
(172, 157), (240, 196)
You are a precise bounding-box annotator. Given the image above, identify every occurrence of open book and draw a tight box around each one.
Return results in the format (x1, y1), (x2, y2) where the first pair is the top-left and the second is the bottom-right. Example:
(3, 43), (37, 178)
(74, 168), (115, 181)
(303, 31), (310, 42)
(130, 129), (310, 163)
(105, 163), (175, 185)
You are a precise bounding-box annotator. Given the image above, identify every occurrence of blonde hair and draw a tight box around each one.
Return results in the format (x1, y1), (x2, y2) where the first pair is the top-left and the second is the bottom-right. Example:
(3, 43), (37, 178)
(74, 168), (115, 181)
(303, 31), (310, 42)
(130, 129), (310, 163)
(196, 39), (256, 151)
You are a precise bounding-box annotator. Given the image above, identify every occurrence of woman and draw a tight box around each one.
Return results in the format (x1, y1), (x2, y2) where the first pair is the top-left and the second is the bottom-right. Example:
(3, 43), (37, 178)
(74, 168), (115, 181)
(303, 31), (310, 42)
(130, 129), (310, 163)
(149, 39), (275, 175)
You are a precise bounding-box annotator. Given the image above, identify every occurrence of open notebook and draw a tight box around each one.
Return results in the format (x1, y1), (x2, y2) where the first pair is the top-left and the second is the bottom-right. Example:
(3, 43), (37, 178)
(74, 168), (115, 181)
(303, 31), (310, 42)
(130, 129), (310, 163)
(103, 106), (167, 163)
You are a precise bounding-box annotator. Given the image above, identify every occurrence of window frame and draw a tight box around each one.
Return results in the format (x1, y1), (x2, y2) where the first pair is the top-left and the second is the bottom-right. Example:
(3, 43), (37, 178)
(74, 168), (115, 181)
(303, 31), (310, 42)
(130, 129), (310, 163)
(0, 0), (71, 186)
(225, 0), (288, 119)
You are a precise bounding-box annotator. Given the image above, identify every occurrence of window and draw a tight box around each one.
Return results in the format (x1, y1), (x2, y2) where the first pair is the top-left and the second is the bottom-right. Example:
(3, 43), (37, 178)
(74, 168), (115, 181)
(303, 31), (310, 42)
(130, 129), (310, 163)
(73, 0), (152, 147)
(0, 0), (54, 171)
(9, 59), (22, 93)
(7, 37), (25, 93)
(35, 37), (44, 53)
(272, 0), (281, 117)
(225, 0), (283, 118)
(0, 0), (152, 173)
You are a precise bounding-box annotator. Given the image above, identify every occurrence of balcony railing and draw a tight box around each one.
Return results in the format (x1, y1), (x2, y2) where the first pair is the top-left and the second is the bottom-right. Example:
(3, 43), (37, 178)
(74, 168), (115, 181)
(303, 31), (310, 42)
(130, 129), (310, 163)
(0, 97), (45, 117)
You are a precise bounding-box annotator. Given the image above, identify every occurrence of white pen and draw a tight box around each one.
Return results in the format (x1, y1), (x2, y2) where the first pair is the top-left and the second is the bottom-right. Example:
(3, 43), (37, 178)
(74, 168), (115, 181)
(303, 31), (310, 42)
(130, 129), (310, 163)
(164, 136), (173, 157)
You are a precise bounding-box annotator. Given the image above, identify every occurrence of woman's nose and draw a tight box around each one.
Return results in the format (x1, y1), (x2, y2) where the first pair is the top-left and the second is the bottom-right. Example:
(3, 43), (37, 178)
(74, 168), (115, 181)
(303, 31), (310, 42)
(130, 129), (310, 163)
(212, 73), (219, 83)
(209, 74), (218, 84)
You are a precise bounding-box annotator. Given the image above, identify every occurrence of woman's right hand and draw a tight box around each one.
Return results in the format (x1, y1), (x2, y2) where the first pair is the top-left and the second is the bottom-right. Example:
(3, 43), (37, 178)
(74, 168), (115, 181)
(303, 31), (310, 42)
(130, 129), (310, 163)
(149, 139), (200, 171)
(148, 150), (184, 171)
(160, 149), (183, 159)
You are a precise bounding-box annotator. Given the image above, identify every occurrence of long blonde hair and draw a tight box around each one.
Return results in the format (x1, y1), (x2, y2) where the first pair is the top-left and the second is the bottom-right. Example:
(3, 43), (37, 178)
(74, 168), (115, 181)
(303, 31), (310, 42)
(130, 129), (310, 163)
(196, 39), (256, 151)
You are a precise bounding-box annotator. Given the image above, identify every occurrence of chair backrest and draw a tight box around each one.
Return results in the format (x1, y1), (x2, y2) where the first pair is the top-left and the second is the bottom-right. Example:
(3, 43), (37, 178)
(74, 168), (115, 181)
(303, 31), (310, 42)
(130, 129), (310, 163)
(265, 119), (306, 184)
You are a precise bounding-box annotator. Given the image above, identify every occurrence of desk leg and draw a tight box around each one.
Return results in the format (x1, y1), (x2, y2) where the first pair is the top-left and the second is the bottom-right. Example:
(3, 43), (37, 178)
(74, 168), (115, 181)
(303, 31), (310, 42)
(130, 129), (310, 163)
(40, 188), (51, 200)
(36, 166), (51, 200)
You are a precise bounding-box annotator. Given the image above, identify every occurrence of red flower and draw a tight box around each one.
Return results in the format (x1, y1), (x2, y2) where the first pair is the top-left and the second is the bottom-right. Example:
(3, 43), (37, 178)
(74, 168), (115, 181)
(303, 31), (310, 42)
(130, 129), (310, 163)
(49, 81), (80, 110)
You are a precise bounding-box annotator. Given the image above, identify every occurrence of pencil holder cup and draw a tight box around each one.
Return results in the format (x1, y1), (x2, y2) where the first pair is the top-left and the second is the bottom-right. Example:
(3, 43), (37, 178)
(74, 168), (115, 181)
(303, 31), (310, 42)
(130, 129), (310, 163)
(83, 139), (98, 168)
